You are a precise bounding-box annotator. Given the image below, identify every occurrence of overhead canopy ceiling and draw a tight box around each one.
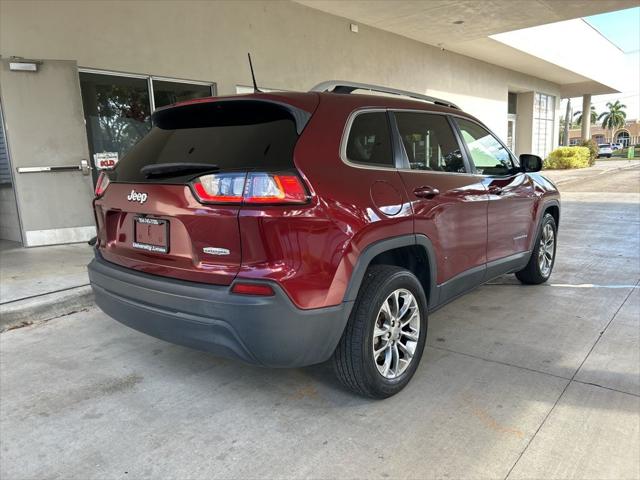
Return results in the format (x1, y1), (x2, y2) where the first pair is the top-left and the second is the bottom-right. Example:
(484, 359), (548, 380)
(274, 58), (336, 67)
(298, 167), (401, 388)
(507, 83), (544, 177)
(295, 0), (635, 44)
(296, 0), (636, 93)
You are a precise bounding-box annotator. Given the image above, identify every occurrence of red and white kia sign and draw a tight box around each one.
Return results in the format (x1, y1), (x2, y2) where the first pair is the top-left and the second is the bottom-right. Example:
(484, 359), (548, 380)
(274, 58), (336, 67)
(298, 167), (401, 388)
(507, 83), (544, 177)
(93, 152), (119, 170)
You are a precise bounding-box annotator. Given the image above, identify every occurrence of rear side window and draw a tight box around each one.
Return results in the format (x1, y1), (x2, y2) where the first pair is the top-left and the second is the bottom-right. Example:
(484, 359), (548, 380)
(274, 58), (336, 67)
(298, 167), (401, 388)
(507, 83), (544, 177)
(395, 112), (467, 173)
(110, 101), (299, 183)
(345, 112), (393, 167)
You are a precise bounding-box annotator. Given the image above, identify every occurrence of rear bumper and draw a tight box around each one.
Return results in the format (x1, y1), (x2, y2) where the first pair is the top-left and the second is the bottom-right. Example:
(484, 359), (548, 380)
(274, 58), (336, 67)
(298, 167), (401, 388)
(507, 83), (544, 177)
(88, 252), (350, 367)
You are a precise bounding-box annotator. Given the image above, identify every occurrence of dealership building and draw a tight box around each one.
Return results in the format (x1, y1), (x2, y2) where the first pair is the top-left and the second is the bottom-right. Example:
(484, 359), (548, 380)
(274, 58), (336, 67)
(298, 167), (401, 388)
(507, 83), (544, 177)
(569, 119), (640, 146)
(0, 0), (633, 247)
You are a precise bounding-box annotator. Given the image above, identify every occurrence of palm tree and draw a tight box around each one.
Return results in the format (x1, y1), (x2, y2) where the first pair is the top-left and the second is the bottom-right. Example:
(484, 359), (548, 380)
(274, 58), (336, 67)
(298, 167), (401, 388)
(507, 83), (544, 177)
(598, 100), (627, 143)
(573, 104), (598, 126)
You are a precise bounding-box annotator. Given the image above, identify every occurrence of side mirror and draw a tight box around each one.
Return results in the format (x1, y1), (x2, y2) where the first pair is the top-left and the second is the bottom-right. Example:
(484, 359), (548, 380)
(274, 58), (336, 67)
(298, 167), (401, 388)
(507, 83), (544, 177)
(520, 154), (543, 172)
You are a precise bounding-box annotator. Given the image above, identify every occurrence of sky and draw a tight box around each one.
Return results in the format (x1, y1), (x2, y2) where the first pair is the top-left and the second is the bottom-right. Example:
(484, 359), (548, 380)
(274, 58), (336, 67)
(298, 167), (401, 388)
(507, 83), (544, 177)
(584, 7), (640, 52)
(562, 7), (640, 121)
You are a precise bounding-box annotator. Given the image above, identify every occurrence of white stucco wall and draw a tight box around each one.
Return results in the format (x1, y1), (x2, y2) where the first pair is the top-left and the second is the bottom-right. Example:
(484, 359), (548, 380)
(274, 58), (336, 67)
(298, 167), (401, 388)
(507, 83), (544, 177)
(0, 0), (562, 143)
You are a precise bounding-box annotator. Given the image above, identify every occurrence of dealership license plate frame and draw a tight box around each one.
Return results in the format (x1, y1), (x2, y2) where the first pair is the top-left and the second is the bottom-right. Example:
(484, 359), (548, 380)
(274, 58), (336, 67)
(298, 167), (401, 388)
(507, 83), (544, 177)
(133, 216), (170, 253)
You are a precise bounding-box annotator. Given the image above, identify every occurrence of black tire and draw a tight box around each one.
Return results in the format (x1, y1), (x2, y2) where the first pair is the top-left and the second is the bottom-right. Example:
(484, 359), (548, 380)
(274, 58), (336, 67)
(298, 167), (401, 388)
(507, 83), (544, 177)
(515, 213), (557, 285)
(333, 265), (428, 398)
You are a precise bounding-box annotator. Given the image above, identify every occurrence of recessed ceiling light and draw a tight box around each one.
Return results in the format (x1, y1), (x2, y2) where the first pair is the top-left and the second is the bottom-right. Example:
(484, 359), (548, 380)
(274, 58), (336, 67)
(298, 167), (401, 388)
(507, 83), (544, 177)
(453, 20), (464, 25)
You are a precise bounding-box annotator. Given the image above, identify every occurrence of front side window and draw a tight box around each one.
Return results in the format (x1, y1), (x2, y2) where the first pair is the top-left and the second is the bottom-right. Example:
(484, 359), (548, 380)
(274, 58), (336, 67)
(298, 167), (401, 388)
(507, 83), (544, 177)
(456, 118), (514, 176)
(395, 112), (466, 173)
(345, 112), (393, 167)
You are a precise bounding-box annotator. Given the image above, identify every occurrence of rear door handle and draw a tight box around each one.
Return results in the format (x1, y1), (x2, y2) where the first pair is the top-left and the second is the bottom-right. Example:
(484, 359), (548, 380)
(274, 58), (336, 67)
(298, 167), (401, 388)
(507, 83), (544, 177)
(413, 186), (440, 199)
(488, 186), (503, 195)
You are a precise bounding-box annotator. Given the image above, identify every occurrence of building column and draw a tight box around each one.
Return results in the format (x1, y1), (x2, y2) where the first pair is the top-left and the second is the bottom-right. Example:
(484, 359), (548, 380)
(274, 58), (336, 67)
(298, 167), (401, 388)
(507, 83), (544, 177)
(515, 92), (534, 156)
(581, 94), (591, 141)
(563, 98), (571, 146)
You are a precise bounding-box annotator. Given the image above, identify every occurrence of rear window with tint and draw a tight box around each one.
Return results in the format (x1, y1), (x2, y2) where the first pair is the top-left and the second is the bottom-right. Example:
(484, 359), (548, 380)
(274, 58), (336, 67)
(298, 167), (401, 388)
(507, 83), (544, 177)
(345, 112), (394, 167)
(110, 101), (299, 183)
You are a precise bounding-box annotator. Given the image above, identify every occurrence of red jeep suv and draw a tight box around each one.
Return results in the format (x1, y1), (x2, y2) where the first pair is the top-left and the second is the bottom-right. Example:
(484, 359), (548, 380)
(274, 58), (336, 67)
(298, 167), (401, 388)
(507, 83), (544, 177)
(88, 81), (560, 398)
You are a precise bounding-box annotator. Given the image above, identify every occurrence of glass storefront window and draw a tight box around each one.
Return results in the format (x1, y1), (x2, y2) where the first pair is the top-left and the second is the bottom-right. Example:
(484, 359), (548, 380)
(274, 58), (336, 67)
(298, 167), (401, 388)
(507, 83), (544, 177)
(533, 92), (555, 159)
(153, 80), (213, 109)
(508, 92), (517, 115)
(79, 71), (214, 184)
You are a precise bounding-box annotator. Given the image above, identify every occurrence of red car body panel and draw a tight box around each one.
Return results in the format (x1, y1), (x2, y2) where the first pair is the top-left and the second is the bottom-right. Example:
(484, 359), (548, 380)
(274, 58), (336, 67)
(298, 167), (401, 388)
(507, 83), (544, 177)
(94, 183), (242, 285)
(398, 171), (488, 283)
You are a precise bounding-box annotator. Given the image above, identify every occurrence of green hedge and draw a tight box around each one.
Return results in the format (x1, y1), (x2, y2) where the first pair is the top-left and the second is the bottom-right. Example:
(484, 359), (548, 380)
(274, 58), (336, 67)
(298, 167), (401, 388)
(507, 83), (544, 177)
(544, 146), (591, 170)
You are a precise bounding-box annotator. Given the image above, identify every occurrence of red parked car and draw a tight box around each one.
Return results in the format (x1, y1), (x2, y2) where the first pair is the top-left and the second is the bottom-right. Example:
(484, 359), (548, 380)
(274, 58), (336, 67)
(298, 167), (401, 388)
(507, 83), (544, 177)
(88, 81), (560, 398)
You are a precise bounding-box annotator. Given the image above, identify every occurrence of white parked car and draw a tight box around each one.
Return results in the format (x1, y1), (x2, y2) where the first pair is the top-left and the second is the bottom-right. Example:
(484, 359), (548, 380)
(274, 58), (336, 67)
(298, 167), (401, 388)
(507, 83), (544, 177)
(598, 144), (613, 158)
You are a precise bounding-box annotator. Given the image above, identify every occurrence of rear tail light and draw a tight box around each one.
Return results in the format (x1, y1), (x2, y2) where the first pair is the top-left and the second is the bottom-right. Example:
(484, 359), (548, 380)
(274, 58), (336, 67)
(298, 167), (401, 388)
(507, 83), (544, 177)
(244, 173), (308, 204)
(191, 172), (309, 205)
(192, 173), (245, 203)
(95, 172), (111, 198)
(231, 282), (275, 296)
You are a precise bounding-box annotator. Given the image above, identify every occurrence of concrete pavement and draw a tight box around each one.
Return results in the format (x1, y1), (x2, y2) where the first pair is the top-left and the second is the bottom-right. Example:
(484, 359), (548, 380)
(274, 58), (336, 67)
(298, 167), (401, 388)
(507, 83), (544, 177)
(0, 240), (94, 330)
(0, 240), (93, 303)
(1, 166), (639, 479)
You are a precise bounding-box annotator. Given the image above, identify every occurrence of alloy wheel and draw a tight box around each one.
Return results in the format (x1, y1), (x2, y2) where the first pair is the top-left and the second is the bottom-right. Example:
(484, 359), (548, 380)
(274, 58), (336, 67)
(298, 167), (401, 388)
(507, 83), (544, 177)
(538, 223), (555, 277)
(372, 288), (421, 379)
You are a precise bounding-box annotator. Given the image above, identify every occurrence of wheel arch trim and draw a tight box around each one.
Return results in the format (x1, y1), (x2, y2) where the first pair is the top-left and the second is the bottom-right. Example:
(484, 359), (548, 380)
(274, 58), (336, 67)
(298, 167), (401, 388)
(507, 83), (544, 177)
(524, 198), (560, 262)
(342, 234), (438, 305)
(542, 199), (560, 227)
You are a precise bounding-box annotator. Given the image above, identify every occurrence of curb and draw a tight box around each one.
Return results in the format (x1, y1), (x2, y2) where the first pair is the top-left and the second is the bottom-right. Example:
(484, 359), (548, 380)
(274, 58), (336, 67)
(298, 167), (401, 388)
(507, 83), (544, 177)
(546, 162), (640, 186)
(0, 285), (94, 332)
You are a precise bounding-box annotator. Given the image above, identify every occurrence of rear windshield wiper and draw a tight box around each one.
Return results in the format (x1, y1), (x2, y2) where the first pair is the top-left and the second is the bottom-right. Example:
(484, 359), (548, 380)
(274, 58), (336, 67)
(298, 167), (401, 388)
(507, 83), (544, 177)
(141, 163), (219, 179)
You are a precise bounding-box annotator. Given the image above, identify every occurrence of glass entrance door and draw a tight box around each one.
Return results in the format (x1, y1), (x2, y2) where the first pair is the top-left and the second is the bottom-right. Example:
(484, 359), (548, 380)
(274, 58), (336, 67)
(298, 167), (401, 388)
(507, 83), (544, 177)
(80, 72), (152, 186)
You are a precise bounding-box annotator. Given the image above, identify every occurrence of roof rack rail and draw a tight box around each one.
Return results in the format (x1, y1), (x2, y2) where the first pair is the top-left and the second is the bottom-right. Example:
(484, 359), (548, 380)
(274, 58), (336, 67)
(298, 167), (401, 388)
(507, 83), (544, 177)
(310, 80), (460, 110)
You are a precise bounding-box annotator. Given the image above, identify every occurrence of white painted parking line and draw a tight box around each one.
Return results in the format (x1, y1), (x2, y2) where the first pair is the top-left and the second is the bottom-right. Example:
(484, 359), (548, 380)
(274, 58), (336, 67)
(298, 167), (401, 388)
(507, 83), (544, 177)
(549, 283), (640, 289)
(487, 282), (639, 289)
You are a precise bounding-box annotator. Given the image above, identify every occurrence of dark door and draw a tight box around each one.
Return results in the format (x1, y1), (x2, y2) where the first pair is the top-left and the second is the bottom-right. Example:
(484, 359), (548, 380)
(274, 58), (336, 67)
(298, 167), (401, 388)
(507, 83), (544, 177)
(392, 112), (488, 301)
(454, 118), (537, 265)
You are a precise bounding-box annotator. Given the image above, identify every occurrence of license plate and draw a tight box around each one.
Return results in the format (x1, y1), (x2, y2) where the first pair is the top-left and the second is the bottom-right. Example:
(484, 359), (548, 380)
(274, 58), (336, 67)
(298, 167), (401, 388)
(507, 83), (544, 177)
(133, 217), (169, 253)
